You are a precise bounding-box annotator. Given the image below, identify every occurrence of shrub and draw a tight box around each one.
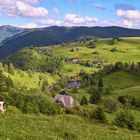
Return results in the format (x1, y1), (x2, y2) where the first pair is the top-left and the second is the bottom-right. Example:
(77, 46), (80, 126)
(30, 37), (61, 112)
(114, 109), (136, 130)
(110, 47), (117, 52)
(118, 95), (136, 107)
(80, 96), (88, 105)
(90, 106), (107, 123)
(63, 132), (78, 140)
(103, 98), (118, 113)
(6, 106), (22, 114)
(89, 88), (101, 104)
(72, 86), (78, 93)
(24, 102), (37, 114)
(38, 99), (61, 115)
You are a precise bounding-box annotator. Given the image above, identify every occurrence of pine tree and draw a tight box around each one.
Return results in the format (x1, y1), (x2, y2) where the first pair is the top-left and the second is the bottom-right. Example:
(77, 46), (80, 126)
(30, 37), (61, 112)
(89, 88), (101, 104)
(8, 63), (15, 75)
(98, 78), (104, 92)
(0, 70), (7, 92)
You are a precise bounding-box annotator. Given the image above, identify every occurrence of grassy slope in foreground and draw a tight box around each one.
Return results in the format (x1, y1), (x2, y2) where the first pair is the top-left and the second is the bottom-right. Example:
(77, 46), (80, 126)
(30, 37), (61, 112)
(0, 114), (140, 140)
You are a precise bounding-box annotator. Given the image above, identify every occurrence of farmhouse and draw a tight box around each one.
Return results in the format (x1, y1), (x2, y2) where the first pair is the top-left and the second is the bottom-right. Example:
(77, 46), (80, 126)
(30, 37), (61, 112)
(54, 95), (74, 108)
(92, 61), (103, 67)
(0, 102), (6, 113)
(67, 81), (81, 88)
(36, 48), (53, 56)
(71, 59), (79, 64)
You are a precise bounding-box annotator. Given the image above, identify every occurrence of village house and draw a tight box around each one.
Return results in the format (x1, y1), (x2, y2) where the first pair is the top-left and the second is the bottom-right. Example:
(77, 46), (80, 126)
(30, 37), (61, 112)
(71, 59), (79, 64)
(54, 94), (75, 108)
(67, 81), (81, 89)
(0, 102), (6, 113)
(92, 61), (103, 68)
(36, 48), (53, 56)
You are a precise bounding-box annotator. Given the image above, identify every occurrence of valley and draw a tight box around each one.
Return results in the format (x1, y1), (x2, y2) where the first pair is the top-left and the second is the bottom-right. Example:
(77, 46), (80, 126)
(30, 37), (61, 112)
(0, 37), (140, 139)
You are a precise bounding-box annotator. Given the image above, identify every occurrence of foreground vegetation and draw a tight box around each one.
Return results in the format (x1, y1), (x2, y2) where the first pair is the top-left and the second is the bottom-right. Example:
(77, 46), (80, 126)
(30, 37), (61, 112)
(0, 114), (140, 140)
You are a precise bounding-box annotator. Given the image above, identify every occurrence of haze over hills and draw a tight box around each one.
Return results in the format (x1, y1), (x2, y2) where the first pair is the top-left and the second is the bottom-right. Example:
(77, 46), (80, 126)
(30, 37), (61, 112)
(0, 25), (25, 43)
(1, 25), (140, 58)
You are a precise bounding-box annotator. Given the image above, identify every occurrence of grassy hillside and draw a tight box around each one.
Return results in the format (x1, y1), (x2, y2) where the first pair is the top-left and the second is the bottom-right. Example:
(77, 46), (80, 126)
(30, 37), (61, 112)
(0, 37), (140, 139)
(0, 114), (140, 140)
(4, 37), (140, 76)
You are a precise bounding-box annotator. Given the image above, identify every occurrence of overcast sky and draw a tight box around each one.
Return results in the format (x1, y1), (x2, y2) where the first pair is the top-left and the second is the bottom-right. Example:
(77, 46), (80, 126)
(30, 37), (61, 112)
(0, 0), (140, 28)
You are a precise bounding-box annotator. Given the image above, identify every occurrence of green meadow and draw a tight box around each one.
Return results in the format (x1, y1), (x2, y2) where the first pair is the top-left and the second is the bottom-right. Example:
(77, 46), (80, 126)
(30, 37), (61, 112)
(0, 37), (140, 140)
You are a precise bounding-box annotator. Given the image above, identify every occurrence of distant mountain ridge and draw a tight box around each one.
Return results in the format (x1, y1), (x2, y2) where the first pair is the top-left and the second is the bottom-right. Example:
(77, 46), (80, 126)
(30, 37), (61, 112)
(0, 25), (25, 43)
(1, 25), (140, 58)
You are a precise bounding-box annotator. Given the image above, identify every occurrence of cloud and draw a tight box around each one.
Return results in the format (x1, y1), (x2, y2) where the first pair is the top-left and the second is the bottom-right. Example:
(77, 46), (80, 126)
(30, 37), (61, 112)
(65, 13), (98, 25)
(16, 1), (48, 18)
(115, 9), (140, 28)
(18, 22), (38, 28)
(0, 0), (48, 18)
(115, 3), (135, 10)
(22, 0), (38, 5)
(94, 3), (104, 10)
(52, 7), (60, 14)
(117, 9), (140, 20)
(39, 19), (63, 26)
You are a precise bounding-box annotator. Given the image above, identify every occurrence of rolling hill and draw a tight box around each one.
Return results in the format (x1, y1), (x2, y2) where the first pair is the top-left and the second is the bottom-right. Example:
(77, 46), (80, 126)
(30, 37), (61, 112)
(1, 26), (140, 58)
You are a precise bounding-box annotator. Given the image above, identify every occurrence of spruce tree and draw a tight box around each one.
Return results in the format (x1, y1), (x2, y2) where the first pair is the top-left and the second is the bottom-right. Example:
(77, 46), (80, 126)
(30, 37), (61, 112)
(0, 70), (7, 92)
(98, 78), (104, 92)
(89, 88), (101, 104)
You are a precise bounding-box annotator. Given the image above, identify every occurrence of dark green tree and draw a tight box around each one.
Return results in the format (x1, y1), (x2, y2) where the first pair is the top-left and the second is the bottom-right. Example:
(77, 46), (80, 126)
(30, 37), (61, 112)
(91, 106), (107, 123)
(0, 70), (7, 92)
(98, 78), (104, 92)
(114, 109), (136, 130)
(80, 96), (88, 105)
(89, 88), (101, 104)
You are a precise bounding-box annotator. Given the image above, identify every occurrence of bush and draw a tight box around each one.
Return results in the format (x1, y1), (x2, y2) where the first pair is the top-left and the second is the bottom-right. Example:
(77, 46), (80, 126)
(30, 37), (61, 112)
(110, 47), (117, 52)
(38, 98), (62, 115)
(63, 132), (78, 140)
(89, 88), (101, 104)
(90, 106), (107, 123)
(118, 95), (136, 107)
(72, 86), (78, 93)
(103, 98), (118, 113)
(114, 109), (136, 130)
(80, 96), (88, 105)
(0, 90), (62, 115)
(6, 106), (22, 114)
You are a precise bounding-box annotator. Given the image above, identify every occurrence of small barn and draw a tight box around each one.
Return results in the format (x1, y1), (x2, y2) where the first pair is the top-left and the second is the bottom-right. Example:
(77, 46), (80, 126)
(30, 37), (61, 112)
(0, 102), (6, 113)
(71, 59), (79, 64)
(54, 95), (74, 108)
(67, 81), (81, 88)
